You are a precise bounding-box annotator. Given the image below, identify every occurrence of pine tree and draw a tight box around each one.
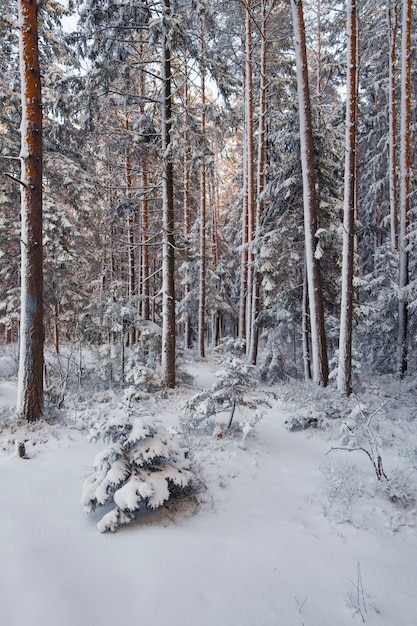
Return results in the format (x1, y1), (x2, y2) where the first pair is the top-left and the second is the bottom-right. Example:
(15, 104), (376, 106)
(16, 0), (44, 422)
(290, 0), (329, 386)
(160, 0), (176, 387)
(337, 0), (358, 396)
(82, 412), (193, 532)
(397, 0), (412, 377)
(181, 338), (270, 434)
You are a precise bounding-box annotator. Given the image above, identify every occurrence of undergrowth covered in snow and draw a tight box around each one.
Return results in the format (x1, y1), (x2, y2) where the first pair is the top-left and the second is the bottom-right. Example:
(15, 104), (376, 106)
(1, 344), (417, 624)
(81, 409), (193, 532)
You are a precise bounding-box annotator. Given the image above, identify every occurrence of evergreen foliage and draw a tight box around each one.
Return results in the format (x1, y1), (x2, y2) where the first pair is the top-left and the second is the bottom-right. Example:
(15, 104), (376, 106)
(181, 338), (271, 434)
(82, 411), (193, 532)
(1, 0), (417, 402)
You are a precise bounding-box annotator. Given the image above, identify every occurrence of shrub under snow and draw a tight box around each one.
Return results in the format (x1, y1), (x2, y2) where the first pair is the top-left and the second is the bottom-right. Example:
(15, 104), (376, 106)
(81, 413), (193, 532)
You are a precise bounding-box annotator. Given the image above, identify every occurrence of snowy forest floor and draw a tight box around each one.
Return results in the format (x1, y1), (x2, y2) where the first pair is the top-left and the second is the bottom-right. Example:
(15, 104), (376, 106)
(0, 345), (417, 626)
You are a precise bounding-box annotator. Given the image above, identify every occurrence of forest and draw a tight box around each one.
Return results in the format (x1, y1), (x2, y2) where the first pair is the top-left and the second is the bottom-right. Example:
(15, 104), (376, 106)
(0, 1), (417, 625)
(0, 0), (415, 410)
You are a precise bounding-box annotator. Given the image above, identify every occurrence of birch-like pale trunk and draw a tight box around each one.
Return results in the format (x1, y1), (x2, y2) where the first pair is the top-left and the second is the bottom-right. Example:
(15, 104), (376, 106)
(211, 165), (222, 345)
(387, 0), (399, 250)
(337, 0), (357, 396)
(17, 0), (44, 422)
(239, 117), (248, 341)
(316, 0), (322, 109)
(397, 0), (412, 377)
(302, 264), (312, 380)
(244, 0), (256, 353)
(291, 0), (328, 386)
(248, 0), (268, 365)
(161, 0), (176, 387)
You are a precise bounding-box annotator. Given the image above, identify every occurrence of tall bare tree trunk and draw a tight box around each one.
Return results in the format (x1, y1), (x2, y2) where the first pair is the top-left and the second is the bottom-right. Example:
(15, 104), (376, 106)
(239, 132), (249, 341)
(388, 0), (399, 250)
(183, 53), (192, 350)
(54, 298), (59, 354)
(139, 55), (150, 322)
(125, 113), (136, 344)
(291, 0), (328, 386)
(316, 0), (322, 109)
(161, 0), (176, 387)
(302, 264), (312, 380)
(248, 0), (268, 365)
(244, 0), (256, 353)
(198, 20), (207, 358)
(17, 0), (44, 422)
(397, 0), (412, 377)
(141, 165), (150, 321)
(337, 0), (358, 396)
(211, 163), (222, 346)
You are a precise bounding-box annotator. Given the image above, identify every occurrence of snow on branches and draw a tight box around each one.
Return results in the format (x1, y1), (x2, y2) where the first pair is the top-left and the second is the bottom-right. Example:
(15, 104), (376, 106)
(81, 412), (193, 532)
(181, 341), (271, 437)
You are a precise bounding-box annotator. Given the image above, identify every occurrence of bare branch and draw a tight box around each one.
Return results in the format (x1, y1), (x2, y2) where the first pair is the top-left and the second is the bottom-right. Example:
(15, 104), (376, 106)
(5, 172), (28, 187)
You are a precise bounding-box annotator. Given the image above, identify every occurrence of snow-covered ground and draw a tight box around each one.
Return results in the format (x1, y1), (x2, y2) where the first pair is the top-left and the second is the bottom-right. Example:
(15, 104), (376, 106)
(0, 347), (416, 626)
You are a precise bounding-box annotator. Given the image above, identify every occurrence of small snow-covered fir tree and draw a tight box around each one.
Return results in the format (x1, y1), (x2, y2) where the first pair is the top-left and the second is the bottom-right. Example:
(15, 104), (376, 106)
(181, 339), (271, 435)
(82, 413), (193, 532)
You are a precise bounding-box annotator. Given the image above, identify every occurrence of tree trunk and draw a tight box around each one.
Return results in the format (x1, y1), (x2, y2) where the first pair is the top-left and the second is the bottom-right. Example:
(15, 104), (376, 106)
(302, 263), (312, 380)
(239, 113), (248, 343)
(387, 0), (399, 250)
(291, 0), (328, 386)
(183, 53), (192, 350)
(248, 0), (267, 365)
(337, 0), (357, 396)
(17, 0), (44, 422)
(141, 164), (150, 320)
(54, 300), (60, 355)
(316, 0), (322, 110)
(198, 20), (207, 358)
(140, 48), (150, 322)
(125, 113), (136, 344)
(161, 0), (176, 388)
(244, 0), (256, 353)
(397, 0), (412, 377)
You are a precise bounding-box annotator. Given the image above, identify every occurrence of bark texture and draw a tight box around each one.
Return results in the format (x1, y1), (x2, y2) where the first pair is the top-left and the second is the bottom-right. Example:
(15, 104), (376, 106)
(388, 0), (399, 250)
(198, 21), (207, 358)
(291, 0), (328, 386)
(17, 0), (44, 422)
(397, 0), (412, 377)
(248, 0), (267, 365)
(161, 0), (176, 388)
(337, 0), (357, 396)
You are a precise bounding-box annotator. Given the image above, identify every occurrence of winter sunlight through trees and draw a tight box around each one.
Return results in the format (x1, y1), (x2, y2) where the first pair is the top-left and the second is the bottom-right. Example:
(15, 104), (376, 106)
(0, 0), (416, 624)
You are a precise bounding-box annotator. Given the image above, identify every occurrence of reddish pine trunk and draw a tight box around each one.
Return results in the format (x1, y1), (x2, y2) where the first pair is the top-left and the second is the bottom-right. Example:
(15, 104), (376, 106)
(397, 0), (412, 377)
(17, 0), (44, 422)
(388, 0), (399, 250)
(198, 21), (207, 358)
(139, 50), (150, 321)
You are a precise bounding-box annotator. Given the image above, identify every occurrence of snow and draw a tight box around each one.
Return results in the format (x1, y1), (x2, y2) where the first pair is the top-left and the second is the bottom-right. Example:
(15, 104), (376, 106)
(1, 353), (417, 625)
